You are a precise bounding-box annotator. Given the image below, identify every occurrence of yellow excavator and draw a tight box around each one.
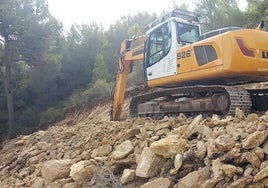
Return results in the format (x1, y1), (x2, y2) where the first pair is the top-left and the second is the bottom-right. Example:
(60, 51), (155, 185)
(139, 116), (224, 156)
(111, 9), (268, 121)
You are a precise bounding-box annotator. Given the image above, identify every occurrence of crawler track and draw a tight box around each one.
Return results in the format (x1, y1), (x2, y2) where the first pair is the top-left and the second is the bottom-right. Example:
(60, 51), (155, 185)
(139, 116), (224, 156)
(130, 85), (252, 117)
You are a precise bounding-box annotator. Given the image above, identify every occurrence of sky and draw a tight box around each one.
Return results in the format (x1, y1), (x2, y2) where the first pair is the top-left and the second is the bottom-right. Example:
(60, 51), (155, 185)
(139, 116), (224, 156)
(46, 0), (248, 30)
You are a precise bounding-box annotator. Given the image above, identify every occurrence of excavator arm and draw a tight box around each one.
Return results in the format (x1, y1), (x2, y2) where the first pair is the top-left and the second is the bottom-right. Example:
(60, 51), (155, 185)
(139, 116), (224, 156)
(110, 36), (146, 121)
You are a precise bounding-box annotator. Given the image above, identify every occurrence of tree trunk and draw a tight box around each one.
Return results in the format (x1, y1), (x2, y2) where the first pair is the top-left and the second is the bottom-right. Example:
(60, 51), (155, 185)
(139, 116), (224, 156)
(3, 42), (15, 137)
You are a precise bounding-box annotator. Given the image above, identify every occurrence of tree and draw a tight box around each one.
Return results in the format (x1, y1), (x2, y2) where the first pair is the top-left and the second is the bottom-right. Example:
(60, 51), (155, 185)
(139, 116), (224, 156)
(195, 0), (218, 31)
(92, 54), (111, 82)
(0, 0), (61, 136)
(244, 0), (268, 30)
(105, 12), (155, 79)
(216, 0), (245, 27)
(59, 23), (104, 99)
(195, 0), (245, 32)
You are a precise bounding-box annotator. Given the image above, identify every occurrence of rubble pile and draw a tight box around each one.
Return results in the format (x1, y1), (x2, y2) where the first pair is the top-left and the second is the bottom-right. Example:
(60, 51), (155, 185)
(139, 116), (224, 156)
(1, 103), (268, 188)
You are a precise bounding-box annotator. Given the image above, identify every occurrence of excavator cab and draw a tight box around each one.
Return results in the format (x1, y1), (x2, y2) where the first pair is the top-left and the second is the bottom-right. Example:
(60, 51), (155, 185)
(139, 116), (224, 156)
(144, 9), (200, 83)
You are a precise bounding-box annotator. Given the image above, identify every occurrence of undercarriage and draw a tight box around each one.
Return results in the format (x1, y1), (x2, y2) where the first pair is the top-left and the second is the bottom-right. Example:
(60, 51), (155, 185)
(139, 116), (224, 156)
(129, 85), (268, 118)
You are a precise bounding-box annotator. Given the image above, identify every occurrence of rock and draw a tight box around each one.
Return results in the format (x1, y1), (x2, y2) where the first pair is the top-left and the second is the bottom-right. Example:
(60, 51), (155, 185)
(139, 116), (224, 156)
(4, 101), (268, 188)
(174, 167), (210, 188)
(252, 147), (265, 161)
(15, 140), (25, 147)
(257, 122), (267, 131)
(46, 182), (61, 188)
(260, 161), (268, 170)
(120, 169), (135, 184)
(220, 163), (243, 177)
(111, 140), (134, 160)
(254, 165), (268, 182)
(215, 135), (235, 152)
(136, 147), (165, 178)
(91, 144), (112, 157)
(174, 153), (183, 170)
(227, 176), (253, 188)
(208, 114), (231, 127)
(242, 130), (268, 149)
(150, 135), (188, 158)
(190, 114), (203, 127)
(61, 130), (76, 139)
(173, 125), (188, 137)
(235, 107), (245, 120)
(155, 122), (171, 131)
(195, 141), (207, 158)
(203, 177), (223, 188)
(244, 166), (254, 176)
(140, 177), (173, 188)
(209, 114), (220, 126)
(260, 178), (268, 187)
(262, 140), (268, 154)
(207, 139), (219, 159)
(69, 160), (96, 184)
(212, 159), (243, 178)
(144, 122), (155, 131)
(177, 113), (187, 123)
(31, 177), (44, 188)
(62, 182), (77, 188)
(41, 159), (72, 185)
(244, 151), (261, 168)
(36, 142), (49, 151)
(197, 124), (214, 139)
(156, 128), (170, 136)
(168, 118), (176, 128)
(219, 147), (241, 163)
(184, 115), (206, 138)
(265, 110), (268, 120)
(125, 128), (140, 139)
(246, 113), (259, 122)
(52, 178), (73, 187)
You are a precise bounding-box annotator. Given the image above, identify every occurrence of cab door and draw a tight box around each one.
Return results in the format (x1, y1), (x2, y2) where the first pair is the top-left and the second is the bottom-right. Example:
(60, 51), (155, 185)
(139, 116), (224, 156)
(145, 21), (178, 81)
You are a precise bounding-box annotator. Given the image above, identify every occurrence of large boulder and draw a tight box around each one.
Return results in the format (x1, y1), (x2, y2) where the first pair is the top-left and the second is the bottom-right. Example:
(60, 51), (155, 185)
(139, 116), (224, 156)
(242, 131), (268, 149)
(150, 135), (188, 158)
(120, 169), (135, 184)
(69, 160), (96, 184)
(91, 144), (112, 158)
(136, 147), (165, 178)
(110, 140), (134, 160)
(174, 167), (210, 188)
(41, 159), (72, 185)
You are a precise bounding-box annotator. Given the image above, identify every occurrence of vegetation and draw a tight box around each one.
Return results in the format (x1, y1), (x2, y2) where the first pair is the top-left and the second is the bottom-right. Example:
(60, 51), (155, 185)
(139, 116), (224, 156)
(0, 0), (267, 138)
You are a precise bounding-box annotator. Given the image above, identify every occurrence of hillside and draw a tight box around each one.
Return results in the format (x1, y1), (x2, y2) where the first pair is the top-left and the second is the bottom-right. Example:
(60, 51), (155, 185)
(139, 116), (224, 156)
(1, 98), (268, 188)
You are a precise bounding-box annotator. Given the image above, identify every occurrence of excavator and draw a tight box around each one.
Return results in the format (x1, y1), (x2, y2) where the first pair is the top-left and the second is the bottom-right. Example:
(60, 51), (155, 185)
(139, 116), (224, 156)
(110, 9), (268, 121)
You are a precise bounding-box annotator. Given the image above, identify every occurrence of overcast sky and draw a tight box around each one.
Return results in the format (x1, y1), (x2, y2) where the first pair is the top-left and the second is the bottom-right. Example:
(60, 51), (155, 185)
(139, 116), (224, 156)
(46, 0), (248, 30)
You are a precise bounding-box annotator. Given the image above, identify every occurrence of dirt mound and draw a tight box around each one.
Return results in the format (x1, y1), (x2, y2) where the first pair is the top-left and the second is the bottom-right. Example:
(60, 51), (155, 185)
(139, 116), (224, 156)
(1, 100), (268, 188)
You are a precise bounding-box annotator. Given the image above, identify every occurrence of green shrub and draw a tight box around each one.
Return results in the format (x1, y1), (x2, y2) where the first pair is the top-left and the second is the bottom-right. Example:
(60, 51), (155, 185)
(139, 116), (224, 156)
(127, 62), (144, 87)
(16, 107), (40, 128)
(87, 79), (113, 100)
(65, 89), (89, 108)
(65, 79), (113, 108)
(8, 125), (34, 138)
(39, 107), (63, 126)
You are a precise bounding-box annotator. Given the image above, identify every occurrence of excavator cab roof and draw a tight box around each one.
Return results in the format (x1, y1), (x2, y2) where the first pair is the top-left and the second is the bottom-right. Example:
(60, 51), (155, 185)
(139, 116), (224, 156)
(145, 9), (200, 32)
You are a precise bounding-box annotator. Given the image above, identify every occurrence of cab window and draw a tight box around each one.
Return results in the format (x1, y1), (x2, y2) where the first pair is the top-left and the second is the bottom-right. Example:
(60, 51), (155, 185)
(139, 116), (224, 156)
(177, 22), (199, 44)
(146, 22), (171, 67)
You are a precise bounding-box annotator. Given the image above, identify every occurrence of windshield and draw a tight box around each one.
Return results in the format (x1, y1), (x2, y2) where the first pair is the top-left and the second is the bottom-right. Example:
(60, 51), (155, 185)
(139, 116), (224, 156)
(146, 22), (171, 67)
(177, 22), (199, 44)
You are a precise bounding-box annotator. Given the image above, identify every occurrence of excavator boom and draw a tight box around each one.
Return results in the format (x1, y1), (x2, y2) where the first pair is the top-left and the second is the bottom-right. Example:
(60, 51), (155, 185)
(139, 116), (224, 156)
(111, 36), (146, 121)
